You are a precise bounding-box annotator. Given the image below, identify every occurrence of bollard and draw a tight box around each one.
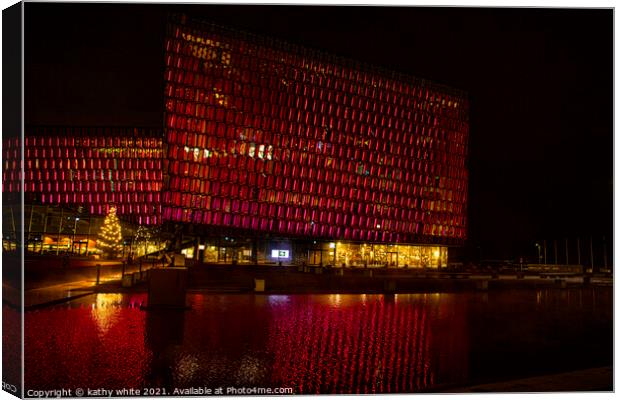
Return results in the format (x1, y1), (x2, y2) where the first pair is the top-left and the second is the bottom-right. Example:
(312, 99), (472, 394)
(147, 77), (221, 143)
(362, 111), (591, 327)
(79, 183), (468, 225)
(96, 264), (101, 285)
(254, 279), (265, 292)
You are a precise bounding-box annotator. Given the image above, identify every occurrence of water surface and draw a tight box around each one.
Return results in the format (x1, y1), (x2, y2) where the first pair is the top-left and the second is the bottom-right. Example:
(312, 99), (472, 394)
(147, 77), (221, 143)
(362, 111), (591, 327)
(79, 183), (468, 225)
(24, 288), (612, 393)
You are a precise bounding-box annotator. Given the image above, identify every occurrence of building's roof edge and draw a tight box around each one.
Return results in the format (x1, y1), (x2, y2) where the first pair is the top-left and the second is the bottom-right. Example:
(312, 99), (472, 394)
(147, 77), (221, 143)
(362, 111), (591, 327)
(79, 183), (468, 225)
(172, 13), (469, 99)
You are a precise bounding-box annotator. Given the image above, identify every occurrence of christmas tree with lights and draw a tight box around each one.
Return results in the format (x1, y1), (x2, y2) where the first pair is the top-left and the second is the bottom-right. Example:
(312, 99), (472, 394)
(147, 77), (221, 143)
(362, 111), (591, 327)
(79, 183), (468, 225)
(97, 206), (123, 259)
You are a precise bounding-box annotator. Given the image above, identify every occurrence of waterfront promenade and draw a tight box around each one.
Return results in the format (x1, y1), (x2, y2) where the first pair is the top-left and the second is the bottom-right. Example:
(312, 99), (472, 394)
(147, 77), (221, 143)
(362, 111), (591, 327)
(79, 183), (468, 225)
(8, 254), (612, 310)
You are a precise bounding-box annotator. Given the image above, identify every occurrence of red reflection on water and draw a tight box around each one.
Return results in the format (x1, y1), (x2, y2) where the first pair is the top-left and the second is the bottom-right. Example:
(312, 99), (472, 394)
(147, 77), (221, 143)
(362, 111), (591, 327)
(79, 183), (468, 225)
(25, 294), (151, 390)
(24, 293), (471, 393)
(22, 289), (612, 393)
(266, 294), (468, 394)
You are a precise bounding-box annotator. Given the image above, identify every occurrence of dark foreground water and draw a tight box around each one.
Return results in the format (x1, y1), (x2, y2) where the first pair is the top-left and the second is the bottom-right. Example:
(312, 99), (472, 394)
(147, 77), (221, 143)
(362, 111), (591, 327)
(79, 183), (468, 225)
(24, 288), (612, 394)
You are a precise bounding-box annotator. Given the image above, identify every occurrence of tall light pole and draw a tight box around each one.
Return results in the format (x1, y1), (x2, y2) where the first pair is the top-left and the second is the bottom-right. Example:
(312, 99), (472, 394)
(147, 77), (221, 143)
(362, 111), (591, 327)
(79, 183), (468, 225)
(72, 216), (79, 255)
(535, 243), (542, 264)
(56, 208), (64, 256)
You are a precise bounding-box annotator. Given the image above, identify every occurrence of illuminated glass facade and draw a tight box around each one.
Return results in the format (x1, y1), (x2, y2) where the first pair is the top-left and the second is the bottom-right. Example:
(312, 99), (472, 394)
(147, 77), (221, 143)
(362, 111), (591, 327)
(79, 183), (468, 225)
(162, 15), (469, 246)
(20, 127), (164, 225)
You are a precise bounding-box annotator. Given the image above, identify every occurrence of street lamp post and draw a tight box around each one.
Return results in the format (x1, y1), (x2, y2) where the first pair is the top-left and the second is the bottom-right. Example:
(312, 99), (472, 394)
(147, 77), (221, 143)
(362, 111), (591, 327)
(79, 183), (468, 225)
(535, 243), (542, 264)
(72, 216), (80, 255)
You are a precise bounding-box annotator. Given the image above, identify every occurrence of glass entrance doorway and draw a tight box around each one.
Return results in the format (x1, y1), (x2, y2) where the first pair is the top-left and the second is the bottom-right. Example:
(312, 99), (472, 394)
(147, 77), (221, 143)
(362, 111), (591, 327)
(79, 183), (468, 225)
(388, 251), (398, 267)
(308, 249), (328, 266)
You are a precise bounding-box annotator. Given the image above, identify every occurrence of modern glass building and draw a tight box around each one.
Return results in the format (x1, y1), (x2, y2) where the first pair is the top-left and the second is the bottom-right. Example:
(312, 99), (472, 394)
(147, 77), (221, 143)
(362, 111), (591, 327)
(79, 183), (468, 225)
(161, 15), (469, 267)
(4, 14), (469, 268)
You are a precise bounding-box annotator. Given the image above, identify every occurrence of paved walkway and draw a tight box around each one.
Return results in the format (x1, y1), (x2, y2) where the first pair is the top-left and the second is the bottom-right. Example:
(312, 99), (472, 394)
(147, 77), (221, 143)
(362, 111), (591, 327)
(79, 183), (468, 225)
(4, 281), (96, 309)
(4, 260), (156, 309)
(24, 282), (95, 309)
(449, 366), (613, 392)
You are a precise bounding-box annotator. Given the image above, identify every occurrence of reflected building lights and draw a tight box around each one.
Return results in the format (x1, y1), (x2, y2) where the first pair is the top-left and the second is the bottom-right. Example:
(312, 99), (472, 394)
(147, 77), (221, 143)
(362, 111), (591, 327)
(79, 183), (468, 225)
(91, 293), (124, 334)
(25, 290), (612, 392)
(266, 294), (468, 393)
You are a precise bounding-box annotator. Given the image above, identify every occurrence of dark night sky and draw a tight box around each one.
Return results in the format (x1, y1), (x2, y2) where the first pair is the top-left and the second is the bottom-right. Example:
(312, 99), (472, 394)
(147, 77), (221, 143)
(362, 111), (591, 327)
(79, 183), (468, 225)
(25, 4), (613, 260)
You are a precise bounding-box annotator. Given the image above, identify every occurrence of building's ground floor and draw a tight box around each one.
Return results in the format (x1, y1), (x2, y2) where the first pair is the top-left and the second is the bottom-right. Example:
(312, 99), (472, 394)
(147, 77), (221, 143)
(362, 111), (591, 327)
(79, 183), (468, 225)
(5, 204), (451, 268)
(182, 237), (448, 268)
